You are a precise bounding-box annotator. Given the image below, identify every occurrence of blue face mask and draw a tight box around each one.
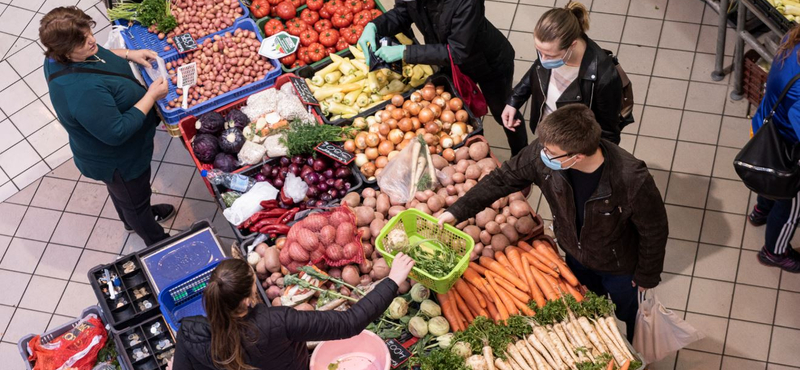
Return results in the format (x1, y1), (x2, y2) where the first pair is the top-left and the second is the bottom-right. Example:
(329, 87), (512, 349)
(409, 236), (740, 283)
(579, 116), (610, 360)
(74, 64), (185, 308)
(540, 149), (577, 171)
(538, 45), (573, 69)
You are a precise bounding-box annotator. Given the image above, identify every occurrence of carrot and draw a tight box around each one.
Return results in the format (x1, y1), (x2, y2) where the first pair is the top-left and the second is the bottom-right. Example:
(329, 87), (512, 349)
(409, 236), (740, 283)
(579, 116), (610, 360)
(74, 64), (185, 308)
(480, 256), (529, 293)
(484, 274), (509, 320)
(438, 292), (461, 332)
(464, 268), (493, 302)
(487, 271), (531, 303)
(535, 241), (579, 287)
(487, 274), (518, 316)
(606, 360), (615, 370)
(469, 261), (488, 275)
(467, 280), (488, 308)
(505, 248), (530, 286)
(485, 297), (501, 322)
(517, 240), (534, 252)
(530, 265), (559, 301)
(452, 289), (475, 323)
(619, 360), (631, 370)
(525, 247), (560, 278)
(522, 255), (546, 308)
(494, 252), (517, 277)
(455, 279), (486, 315)
(561, 280), (584, 302)
(507, 288), (536, 316)
(543, 273), (562, 297)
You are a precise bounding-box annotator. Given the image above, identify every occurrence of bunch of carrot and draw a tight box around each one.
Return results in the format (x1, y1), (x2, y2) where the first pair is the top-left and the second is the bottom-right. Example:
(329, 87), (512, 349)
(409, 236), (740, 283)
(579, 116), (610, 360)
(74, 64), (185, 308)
(438, 239), (583, 329)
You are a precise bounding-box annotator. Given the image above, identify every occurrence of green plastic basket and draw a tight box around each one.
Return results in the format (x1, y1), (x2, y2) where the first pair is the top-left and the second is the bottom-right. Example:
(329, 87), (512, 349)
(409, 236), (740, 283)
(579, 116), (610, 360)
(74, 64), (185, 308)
(375, 209), (474, 293)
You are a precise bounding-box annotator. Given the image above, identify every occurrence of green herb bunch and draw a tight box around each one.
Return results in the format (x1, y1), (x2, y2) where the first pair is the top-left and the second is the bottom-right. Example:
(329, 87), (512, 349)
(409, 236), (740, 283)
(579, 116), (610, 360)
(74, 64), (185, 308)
(278, 119), (355, 156)
(108, 0), (178, 33)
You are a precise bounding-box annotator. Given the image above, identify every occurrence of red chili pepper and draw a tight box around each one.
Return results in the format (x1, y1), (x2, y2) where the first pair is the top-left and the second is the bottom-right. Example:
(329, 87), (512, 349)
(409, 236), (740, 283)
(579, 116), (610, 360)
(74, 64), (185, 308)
(250, 217), (281, 232)
(260, 199), (279, 209)
(281, 209), (300, 224)
(259, 224), (291, 235)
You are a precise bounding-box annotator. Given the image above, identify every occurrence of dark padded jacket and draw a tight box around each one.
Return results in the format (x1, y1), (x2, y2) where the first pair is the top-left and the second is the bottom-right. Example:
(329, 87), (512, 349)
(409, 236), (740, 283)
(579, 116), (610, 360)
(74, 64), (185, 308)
(371, 0), (514, 81)
(508, 36), (624, 143)
(171, 279), (398, 370)
(448, 140), (668, 288)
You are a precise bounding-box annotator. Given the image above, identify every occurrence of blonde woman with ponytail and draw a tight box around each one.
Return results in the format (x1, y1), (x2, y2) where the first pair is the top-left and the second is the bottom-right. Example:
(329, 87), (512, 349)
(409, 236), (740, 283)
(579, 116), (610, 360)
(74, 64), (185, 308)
(502, 2), (627, 145)
(171, 254), (415, 370)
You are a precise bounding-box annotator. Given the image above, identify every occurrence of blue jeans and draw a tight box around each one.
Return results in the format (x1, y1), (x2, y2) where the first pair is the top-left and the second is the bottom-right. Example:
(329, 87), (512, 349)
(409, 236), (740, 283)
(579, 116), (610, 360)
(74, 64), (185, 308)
(565, 254), (638, 340)
(755, 195), (799, 254)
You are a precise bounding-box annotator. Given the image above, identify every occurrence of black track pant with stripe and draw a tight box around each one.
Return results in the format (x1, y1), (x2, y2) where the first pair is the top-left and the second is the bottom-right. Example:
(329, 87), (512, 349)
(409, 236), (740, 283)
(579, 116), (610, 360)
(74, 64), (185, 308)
(756, 194), (800, 254)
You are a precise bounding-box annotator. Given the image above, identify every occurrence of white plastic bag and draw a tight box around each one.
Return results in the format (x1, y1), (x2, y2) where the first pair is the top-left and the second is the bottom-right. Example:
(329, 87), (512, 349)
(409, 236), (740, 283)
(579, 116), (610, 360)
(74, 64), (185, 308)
(377, 135), (438, 204)
(223, 182), (279, 226)
(632, 291), (704, 363)
(103, 25), (128, 49)
(238, 140), (267, 165)
(283, 173), (308, 203)
(143, 55), (168, 81)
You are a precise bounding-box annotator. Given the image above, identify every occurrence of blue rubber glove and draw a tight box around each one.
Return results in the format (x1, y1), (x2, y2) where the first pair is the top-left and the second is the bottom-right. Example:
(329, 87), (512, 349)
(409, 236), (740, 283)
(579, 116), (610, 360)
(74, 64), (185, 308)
(375, 45), (406, 63)
(358, 23), (378, 66)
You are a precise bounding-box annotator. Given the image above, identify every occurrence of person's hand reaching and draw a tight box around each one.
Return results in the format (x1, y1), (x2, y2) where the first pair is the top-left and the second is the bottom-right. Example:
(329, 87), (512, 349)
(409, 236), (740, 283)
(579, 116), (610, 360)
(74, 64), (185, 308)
(501, 105), (521, 131)
(437, 211), (456, 228)
(388, 253), (415, 286)
(147, 77), (169, 100)
(128, 49), (158, 68)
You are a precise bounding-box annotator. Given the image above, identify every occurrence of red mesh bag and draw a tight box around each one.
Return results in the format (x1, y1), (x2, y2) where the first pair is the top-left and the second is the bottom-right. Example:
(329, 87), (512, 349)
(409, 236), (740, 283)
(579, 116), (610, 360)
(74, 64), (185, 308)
(283, 205), (363, 271)
(27, 314), (108, 370)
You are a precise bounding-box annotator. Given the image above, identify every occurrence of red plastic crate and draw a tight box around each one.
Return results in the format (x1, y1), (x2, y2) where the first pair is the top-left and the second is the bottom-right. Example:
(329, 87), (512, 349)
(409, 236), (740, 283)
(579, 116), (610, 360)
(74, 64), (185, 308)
(179, 73), (323, 195)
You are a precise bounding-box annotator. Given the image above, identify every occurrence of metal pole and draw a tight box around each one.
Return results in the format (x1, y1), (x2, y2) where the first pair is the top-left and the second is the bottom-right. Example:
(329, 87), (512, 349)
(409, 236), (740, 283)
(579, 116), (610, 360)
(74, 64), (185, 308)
(731, 0), (746, 100)
(711, 0), (729, 81)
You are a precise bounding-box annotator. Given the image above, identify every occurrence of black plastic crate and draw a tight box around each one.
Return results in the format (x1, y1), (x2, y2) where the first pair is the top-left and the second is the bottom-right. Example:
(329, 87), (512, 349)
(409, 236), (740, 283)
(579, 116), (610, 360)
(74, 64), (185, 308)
(753, 0), (797, 33)
(112, 315), (175, 370)
(88, 220), (227, 331)
(212, 157), (363, 242)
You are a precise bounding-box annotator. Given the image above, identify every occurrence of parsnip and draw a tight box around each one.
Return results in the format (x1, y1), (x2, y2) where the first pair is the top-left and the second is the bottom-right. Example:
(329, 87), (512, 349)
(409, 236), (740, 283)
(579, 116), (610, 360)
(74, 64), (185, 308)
(506, 343), (533, 370)
(577, 316), (607, 354)
(515, 341), (535, 369)
(527, 334), (559, 370)
(592, 319), (626, 366)
(546, 326), (577, 370)
(533, 327), (566, 370)
(603, 316), (635, 361)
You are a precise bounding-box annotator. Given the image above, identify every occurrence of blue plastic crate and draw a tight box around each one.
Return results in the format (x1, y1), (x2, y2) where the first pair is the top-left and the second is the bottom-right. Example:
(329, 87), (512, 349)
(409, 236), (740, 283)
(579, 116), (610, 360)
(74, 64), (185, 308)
(140, 18), (283, 127)
(158, 261), (222, 331)
(114, 0), (250, 58)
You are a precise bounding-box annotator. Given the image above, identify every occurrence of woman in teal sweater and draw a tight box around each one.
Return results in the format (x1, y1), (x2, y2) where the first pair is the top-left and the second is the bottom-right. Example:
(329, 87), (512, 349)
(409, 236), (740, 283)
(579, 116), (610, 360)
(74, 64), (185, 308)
(41, 7), (174, 245)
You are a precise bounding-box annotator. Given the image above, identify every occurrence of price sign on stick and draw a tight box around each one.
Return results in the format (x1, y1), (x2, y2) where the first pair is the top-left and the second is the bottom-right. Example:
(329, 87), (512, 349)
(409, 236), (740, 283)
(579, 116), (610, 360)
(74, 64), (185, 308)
(315, 141), (354, 165)
(385, 338), (414, 369)
(177, 62), (198, 110)
(290, 77), (319, 106)
(173, 33), (198, 53)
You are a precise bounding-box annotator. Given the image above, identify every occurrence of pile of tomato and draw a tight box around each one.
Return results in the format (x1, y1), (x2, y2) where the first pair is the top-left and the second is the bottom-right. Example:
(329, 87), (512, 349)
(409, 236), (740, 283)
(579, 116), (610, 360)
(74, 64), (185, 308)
(250, 0), (381, 69)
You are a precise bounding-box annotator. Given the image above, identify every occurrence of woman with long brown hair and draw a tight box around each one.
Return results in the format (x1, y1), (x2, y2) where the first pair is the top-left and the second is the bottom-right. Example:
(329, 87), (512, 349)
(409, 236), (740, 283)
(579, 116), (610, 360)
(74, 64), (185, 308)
(171, 254), (415, 370)
(746, 24), (800, 273)
(501, 2), (627, 145)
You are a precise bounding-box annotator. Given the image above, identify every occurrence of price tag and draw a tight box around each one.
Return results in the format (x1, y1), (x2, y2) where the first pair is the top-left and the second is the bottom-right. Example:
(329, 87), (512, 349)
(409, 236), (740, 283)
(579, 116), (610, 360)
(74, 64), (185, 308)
(290, 77), (319, 106)
(315, 141), (354, 165)
(173, 33), (198, 53)
(258, 31), (300, 59)
(177, 62), (198, 109)
(386, 338), (414, 369)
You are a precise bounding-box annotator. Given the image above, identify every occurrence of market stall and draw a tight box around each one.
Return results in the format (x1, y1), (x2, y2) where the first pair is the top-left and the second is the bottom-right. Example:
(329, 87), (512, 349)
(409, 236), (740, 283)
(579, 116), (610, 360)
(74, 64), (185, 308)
(18, 1), (645, 369)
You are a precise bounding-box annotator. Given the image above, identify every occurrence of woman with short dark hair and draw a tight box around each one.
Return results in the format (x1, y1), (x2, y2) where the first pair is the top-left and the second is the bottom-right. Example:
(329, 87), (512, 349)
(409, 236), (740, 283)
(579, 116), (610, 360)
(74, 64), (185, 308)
(41, 6), (174, 245)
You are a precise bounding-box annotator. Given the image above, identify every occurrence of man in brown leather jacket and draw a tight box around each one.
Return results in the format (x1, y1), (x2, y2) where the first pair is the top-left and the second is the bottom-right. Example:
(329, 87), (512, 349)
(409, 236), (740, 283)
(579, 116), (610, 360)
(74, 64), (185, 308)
(439, 104), (668, 339)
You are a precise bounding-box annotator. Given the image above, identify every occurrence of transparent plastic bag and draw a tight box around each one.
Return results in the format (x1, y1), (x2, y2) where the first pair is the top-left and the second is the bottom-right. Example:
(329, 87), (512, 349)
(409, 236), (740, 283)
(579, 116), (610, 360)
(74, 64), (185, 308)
(143, 55), (168, 82)
(377, 135), (438, 204)
(103, 25), (127, 49)
(632, 291), (704, 363)
(223, 182), (279, 226)
(283, 173), (308, 203)
(238, 141), (267, 165)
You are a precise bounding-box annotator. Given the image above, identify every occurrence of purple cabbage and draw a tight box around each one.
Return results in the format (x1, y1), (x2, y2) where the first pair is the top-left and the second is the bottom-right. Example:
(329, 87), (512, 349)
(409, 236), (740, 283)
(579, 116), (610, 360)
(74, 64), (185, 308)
(191, 133), (219, 163)
(213, 153), (238, 172)
(196, 111), (225, 135)
(219, 128), (245, 154)
(225, 109), (249, 130)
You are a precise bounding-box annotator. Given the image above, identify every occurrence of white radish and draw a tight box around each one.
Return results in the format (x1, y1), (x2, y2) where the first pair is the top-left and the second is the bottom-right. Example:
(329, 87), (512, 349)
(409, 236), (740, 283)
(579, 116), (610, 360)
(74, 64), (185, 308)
(528, 334), (559, 370)
(506, 343), (533, 370)
(533, 326), (566, 370)
(546, 326), (578, 370)
(604, 316), (635, 361)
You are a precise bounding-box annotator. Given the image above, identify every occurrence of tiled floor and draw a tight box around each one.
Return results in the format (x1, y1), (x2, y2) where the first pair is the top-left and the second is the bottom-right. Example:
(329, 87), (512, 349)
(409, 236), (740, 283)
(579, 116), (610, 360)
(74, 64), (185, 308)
(0, 0), (799, 369)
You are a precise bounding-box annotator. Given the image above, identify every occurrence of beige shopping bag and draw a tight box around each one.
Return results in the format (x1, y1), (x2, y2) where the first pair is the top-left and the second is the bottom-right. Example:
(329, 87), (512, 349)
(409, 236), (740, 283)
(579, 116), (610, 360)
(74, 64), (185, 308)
(632, 291), (704, 363)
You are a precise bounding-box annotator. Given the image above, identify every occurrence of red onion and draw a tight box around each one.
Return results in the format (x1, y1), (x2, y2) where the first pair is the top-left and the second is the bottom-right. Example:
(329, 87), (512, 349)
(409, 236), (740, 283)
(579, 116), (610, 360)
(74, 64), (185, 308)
(300, 165), (314, 178)
(315, 200), (327, 207)
(320, 193), (333, 202)
(288, 163), (300, 176)
(273, 178), (284, 188)
(292, 155), (305, 165)
(307, 186), (320, 198)
(312, 158), (328, 172)
(279, 167), (289, 177)
(344, 182), (352, 190)
(334, 166), (352, 179)
(280, 157), (290, 166)
(307, 157), (315, 166)
(317, 182), (328, 192)
(306, 172), (319, 185)
(323, 169), (334, 179)
(334, 178), (345, 190)
(261, 164), (272, 176)
(325, 178), (335, 187)
(255, 173), (267, 182)
(270, 168), (280, 177)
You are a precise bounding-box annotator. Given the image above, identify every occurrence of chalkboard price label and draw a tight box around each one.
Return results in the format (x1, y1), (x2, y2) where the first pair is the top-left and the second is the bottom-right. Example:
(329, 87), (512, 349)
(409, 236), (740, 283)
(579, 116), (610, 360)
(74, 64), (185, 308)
(315, 141), (354, 165)
(386, 338), (413, 369)
(173, 33), (198, 53)
(290, 77), (319, 106)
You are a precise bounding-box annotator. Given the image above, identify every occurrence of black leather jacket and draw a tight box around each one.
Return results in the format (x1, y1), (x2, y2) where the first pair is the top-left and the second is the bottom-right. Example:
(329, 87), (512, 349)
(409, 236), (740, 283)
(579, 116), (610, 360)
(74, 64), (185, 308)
(508, 36), (624, 143)
(448, 140), (668, 288)
(371, 0), (514, 81)
(171, 279), (398, 370)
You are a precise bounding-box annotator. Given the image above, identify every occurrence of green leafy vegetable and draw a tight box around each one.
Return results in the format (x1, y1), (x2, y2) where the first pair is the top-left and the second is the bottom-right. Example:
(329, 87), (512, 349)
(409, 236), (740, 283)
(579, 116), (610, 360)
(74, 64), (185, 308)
(409, 348), (469, 370)
(278, 119), (355, 156)
(404, 240), (459, 278)
(107, 0), (177, 33)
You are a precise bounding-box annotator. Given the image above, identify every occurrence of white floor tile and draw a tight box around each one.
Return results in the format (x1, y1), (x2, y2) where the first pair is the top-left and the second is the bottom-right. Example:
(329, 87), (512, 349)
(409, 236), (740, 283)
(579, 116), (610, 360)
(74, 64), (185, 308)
(11, 0), (45, 11)
(40, 0), (81, 13)
(0, 79), (36, 115)
(0, 119), (23, 152)
(20, 12), (43, 40)
(0, 5), (34, 35)
(23, 66), (47, 97)
(0, 140), (39, 177)
(12, 160), (49, 188)
(0, 60), (20, 91)
(27, 119), (67, 157)
(7, 40), (42, 77)
(10, 99), (54, 136)
(43, 143), (71, 168)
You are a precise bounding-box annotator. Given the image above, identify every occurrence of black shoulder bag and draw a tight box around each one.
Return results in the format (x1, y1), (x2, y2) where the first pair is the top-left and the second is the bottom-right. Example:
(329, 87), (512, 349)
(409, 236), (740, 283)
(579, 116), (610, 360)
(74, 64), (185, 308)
(734, 72), (800, 200)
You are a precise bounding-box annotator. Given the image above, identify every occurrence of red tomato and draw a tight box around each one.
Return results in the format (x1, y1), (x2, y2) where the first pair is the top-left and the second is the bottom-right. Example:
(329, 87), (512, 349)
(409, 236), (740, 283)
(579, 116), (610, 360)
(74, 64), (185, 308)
(307, 43), (327, 62)
(275, 1), (296, 20)
(331, 10), (353, 28)
(291, 60), (307, 69)
(342, 24), (363, 44)
(299, 28), (319, 46)
(345, 0), (363, 13)
(322, 1), (342, 18)
(280, 53), (296, 66)
(306, 0), (324, 10)
(353, 10), (371, 26)
(335, 38), (350, 51)
(326, 46), (337, 55)
(264, 19), (285, 36)
(300, 8), (320, 25)
(286, 19), (307, 36)
(319, 6), (332, 19)
(362, 0), (375, 9)
(314, 19), (333, 32)
(297, 47), (312, 63)
(318, 29), (339, 47)
(267, 0), (282, 5)
(290, 0), (304, 7)
(368, 8), (381, 19)
(250, 0), (271, 18)
(270, 6), (279, 17)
